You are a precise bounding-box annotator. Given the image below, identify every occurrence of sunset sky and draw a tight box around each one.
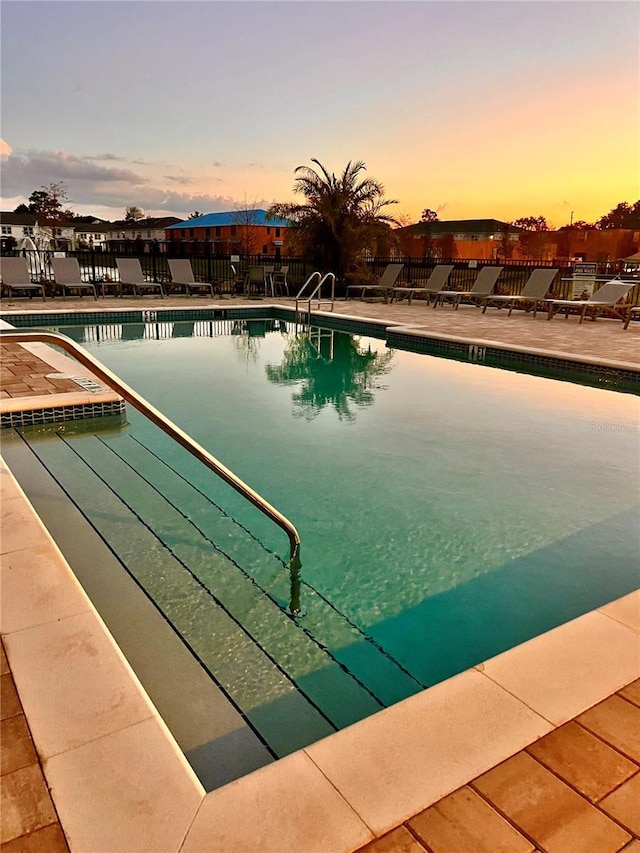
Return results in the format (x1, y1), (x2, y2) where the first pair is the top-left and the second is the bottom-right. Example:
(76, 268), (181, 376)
(1, 0), (637, 227)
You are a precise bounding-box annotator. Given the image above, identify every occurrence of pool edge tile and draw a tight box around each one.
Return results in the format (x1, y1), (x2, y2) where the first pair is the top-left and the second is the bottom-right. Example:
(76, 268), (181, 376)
(598, 590), (640, 632)
(44, 716), (203, 853)
(180, 750), (374, 853)
(479, 608), (640, 726)
(304, 668), (553, 836)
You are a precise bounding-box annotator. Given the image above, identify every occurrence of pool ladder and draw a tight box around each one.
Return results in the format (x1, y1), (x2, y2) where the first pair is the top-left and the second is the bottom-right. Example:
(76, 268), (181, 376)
(295, 272), (336, 320)
(0, 330), (303, 607)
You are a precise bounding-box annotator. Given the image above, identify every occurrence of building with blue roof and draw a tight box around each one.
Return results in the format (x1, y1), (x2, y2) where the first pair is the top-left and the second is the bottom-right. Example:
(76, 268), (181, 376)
(166, 209), (291, 258)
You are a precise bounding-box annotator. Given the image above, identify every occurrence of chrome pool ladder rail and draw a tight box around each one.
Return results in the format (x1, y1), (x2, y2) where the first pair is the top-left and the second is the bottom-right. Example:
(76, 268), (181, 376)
(295, 271), (336, 318)
(0, 329), (302, 578)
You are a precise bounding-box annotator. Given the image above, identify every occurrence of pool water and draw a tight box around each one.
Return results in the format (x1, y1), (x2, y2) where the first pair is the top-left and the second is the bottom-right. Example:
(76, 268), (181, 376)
(25, 318), (640, 754)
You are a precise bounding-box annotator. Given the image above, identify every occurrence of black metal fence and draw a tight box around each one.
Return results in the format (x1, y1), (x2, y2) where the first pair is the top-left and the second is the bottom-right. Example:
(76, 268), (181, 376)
(2, 248), (639, 307)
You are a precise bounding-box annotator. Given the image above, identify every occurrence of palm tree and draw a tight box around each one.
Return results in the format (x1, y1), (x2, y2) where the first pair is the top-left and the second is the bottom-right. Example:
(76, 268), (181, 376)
(268, 159), (399, 282)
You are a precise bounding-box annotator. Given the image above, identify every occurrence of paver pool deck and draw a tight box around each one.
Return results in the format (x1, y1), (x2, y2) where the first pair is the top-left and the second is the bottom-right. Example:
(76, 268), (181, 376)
(1, 294), (639, 852)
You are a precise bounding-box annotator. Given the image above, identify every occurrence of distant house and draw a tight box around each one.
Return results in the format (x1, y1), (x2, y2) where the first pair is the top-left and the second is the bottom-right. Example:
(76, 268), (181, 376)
(106, 217), (184, 251)
(0, 212), (38, 251)
(0, 211), (75, 252)
(165, 209), (290, 258)
(73, 217), (112, 251)
(396, 219), (521, 260)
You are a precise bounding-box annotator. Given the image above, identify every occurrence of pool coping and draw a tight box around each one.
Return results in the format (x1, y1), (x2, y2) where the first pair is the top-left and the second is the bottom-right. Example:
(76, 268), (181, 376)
(1, 308), (639, 851)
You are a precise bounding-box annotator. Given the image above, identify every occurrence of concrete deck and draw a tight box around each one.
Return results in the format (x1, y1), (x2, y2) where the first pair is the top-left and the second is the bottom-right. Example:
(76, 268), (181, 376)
(1, 293), (639, 852)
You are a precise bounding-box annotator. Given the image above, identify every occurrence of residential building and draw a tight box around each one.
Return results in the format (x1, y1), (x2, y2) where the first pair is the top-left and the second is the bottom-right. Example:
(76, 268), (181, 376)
(395, 219), (521, 261)
(165, 210), (290, 258)
(551, 227), (639, 264)
(106, 217), (184, 251)
(0, 211), (75, 252)
(73, 217), (112, 250)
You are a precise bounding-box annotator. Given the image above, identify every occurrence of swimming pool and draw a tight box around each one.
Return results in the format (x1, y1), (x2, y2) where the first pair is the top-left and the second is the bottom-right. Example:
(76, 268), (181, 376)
(8, 316), (640, 774)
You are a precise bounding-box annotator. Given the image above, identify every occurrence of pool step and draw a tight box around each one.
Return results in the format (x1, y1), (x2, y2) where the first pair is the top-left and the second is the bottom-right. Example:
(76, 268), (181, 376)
(97, 428), (423, 706)
(19, 431), (386, 754)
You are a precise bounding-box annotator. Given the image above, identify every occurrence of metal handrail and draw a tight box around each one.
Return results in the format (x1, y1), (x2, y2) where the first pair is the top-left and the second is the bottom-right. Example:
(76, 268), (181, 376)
(294, 271), (322, 308)
(1, 330), (302, 586)
(295, 271), (335, 315)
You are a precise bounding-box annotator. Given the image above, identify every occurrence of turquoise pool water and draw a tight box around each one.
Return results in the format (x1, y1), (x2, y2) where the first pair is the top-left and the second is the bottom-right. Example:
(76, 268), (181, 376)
(30, 317), (640, 753)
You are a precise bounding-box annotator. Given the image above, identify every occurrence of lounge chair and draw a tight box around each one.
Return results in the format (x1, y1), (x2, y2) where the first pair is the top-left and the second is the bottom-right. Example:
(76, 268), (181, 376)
(623, 305), (640, 330)
(116, 258), (164, 298)
(391, 264), (454, 305)
(547, 278), (636, 323)
(481, 268), (558, 317)
(242, 266), (267, 298)
(271, 265), (290, 296)
(345, 263), (404, 303)
(0, 257), (46, 302)
(434, 266), (503, 309)
(51, 257), (98, 300)
(168, 259), (219, 297)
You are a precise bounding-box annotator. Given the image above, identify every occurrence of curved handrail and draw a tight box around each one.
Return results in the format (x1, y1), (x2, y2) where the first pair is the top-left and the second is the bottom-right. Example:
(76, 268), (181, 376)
(295, 271), (335, 315)
(295, 271), (322, 306)
(316, 272), (336, 303)
(1, 329), (302, 581)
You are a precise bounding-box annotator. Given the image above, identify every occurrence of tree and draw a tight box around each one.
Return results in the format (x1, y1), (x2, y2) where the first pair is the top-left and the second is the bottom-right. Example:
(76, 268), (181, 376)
(13, 203), (30, 214)
(495, 222), (514, 261)
(511, 216), (551, 260)
(124, 206), (145, 221)
(188, 210), (203, 220)
(26, 182), (72, 222)
(232, 197), (263, 255)
(512, 215), (549, 231)
(559, 220), (592, 230)
(420, 209), (439, 223)
(595, 201), (640, 229)
(416, 209), (440, 258)
(268, 159), (399, 281)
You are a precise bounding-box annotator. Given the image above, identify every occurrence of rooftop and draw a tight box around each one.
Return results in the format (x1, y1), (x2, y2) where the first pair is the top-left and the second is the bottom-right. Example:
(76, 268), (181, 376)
(167, 209), (290, 230)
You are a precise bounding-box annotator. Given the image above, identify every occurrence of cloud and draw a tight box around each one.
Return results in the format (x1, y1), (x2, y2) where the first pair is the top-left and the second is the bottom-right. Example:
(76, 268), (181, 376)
(142, 190), (269, 215)
(84, 153), (127, 162)
(0, 147), (270, 218)
(0, 139), (12, 159)
(163, 175), (194, 185)
(0, 149), (146, 196)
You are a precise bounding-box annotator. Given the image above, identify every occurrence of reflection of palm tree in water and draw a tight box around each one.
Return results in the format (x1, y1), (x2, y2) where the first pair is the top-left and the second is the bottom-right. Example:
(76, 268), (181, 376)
(265, 328), (394, 421)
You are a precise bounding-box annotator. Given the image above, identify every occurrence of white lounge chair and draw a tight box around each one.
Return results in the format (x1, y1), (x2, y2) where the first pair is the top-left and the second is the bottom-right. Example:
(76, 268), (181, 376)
(391, 264), (454, 305)
(481, 268), (558, 317)
(345, 263), (404, 303)
(434, 266), (503, 309)
(0, 257), (45, 303)
(168, 259), (218, 297)
(547, 278), (636, 323)
(116, 258), (164, 298)
(52, 257), (97, 300)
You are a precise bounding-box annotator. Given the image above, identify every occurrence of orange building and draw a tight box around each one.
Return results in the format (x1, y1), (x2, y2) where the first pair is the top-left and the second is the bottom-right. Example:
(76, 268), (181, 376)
(395, 219), (521, 261)
(395, 219), (639, 264)
(165, 209), (290, 258)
